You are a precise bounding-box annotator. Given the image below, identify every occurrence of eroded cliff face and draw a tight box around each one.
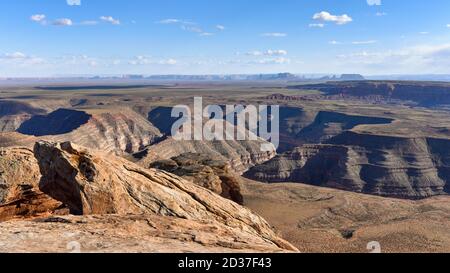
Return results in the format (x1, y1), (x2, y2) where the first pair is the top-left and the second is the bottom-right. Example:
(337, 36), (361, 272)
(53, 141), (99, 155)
(137, 137), (276, 174)
(296, 81), (450, 107)
(296, 111), (393, 144)
(0, 147), (65, 221)
(148, 153), (244, 204)
(0, 101), (46, 132)
(268, 107), (393, 152)
(143, 107), (278, 173)
(17, 108), (163, 154)
(0, 142), (297, 252)
(245, 132), (450, 199)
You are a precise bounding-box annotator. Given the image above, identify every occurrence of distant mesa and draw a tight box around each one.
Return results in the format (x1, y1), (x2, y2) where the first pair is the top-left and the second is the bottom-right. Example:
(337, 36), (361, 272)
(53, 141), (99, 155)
(1, 73), (369, 84)
(339, 74), (365, 81)
(319, 74), (365, 81)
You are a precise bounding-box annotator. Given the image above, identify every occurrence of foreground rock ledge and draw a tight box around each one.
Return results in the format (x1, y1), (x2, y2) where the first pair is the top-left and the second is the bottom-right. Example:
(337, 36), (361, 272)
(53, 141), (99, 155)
(0, 214), (293, 253)
(0, 141), (297, 253)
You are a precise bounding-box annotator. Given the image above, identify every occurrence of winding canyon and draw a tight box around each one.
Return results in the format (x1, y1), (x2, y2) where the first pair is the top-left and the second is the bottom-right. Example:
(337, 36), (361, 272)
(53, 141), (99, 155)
(1, 81), (450, 252)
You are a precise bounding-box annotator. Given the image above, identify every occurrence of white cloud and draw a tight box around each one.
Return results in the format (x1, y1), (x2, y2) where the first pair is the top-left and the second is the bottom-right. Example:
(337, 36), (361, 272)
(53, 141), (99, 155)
(32, 14), (100, 27)
(3, 52), (27, 59)
(313, 11), (353, 25)
(246, 49), (288, 56)
(447, 24), (450, 28)
(309, 23), (325, 28)
(67, 0), (81, 6)
(261, 32), (287, 37)
(157, 19), (182, 24)
(129, 56), (178, 65)
(367, 0), (382, 6)
(267, 49), (288, 56)
(419, 31), (429, 35)
(235, 56), (291, 65)
(246, 51), (263, 56)
(159, 59), (178, 65)
(158, 19), (217, 37)
(100, 16), (120, 25)
(329, 40), (342, 45)
(328, 40), (376, 45)
(181, 24), (203, 33)
(61, 54), (94, 65)
(129, 55), (150, 65)
(180, 25), (213, 37)
(0, 52), (45, 66)
(254, 57), (291, 64)
(352, 40), (378, 45)
(376, 12), (387, 16)
(336, 43), (450, 73)
(30, 14), (46, 22)
(52, 18), (73, 26)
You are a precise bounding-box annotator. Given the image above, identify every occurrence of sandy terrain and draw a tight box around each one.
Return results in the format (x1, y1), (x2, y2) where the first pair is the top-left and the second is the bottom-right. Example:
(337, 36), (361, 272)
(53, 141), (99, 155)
(242, 178), (450, 253)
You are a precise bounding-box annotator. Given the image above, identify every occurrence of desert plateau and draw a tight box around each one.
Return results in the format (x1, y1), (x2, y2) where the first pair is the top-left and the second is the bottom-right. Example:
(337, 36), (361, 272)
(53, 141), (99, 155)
(2, 0), (450, 259)
(0, 80), (449, 253)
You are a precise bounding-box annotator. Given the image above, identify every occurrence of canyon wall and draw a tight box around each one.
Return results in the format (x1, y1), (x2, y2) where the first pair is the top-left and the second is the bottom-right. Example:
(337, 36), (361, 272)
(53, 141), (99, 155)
(16, 108), (162, 154)
(245, 131), (450, 199)
(296, 81), (450, 107)
(0, 101), (46, 132)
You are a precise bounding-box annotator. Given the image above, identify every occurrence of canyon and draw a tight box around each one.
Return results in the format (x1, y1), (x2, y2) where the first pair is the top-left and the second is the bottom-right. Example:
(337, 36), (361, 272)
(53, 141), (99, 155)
(293, 81), (450, 107)
(245, 132), (450, 199)
(0, 81), (450, 252)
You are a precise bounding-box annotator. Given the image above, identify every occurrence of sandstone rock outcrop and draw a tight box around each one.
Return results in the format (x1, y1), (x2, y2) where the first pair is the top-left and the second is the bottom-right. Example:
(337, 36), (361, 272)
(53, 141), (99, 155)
(27, 141), (296, 251)
(0, 132), (37, 148)
(0, 147), (64, 221)
(0, 214), (293, 253)
(245, 131), (450, 199)
(149, 153), (244, 204)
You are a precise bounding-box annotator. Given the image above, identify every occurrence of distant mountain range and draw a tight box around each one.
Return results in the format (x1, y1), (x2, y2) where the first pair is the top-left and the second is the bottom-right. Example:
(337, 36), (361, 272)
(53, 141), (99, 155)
(0, 73), (365, 83)
(3, 73), (450, 83)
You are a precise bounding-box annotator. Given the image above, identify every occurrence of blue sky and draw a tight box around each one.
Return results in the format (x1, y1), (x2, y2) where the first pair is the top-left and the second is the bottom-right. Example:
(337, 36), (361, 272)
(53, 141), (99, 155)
(1, 0), (450, 76)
